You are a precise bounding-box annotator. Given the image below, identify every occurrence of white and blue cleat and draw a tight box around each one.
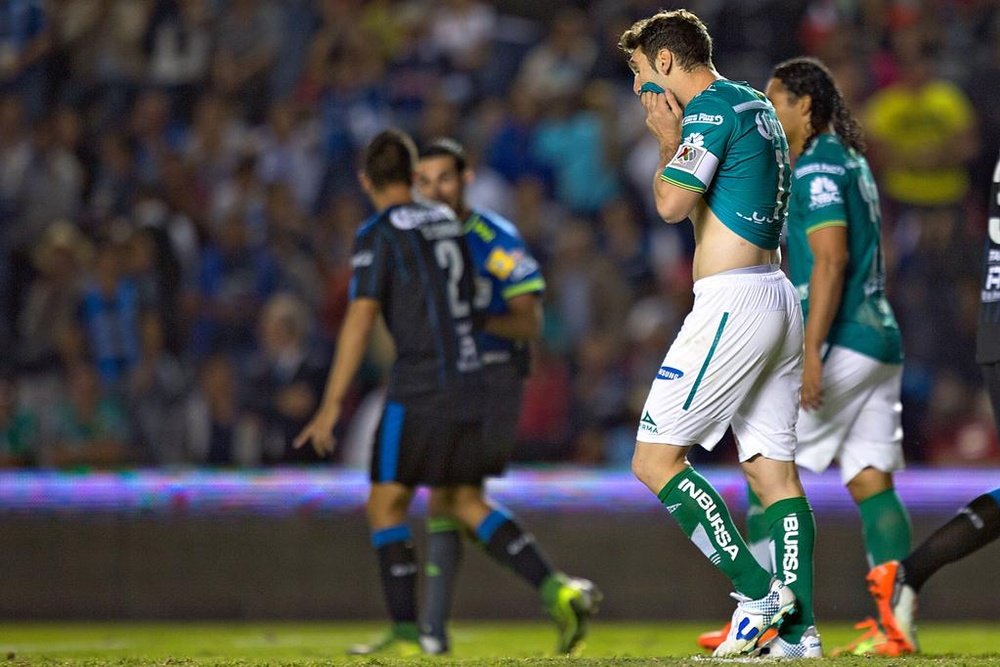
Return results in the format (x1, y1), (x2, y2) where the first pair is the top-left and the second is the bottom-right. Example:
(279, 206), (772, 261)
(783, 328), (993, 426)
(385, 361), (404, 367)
(760, 625), (823, 658)
(713, 579), (796, 657)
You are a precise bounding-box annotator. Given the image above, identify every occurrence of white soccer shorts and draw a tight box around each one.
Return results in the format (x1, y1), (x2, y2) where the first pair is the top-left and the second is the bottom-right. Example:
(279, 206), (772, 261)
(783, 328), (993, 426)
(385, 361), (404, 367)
(636, 266), (803, 462)
(795, 344), (904, 485)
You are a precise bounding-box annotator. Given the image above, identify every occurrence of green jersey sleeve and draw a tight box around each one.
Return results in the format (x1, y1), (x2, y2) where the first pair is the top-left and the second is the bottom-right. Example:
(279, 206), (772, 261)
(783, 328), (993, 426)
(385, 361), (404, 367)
(794, 162), (849, 234)
(660, 96), (732, 193)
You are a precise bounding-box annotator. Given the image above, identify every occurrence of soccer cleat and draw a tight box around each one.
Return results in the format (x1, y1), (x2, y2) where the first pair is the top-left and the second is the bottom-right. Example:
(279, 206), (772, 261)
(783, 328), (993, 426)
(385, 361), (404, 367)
(831, 618), (885, 656)
(696, 621), (730, 651)
(543, 574), (602, 655)
(761, 625), (823, 658)
(346, 624), (421, 656)
(418, 633), (449, 655)
(713, 579), (796, 657)
(867, 560), (919, 654)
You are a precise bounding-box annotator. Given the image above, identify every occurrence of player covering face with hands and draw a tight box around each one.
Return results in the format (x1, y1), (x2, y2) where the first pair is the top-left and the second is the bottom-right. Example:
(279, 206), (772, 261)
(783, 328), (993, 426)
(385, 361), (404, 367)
(622, 9), (820, 658)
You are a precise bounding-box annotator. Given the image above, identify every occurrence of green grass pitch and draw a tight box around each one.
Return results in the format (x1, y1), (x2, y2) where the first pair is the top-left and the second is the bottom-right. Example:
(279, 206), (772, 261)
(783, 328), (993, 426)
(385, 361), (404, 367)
(0, 621), (998, 665)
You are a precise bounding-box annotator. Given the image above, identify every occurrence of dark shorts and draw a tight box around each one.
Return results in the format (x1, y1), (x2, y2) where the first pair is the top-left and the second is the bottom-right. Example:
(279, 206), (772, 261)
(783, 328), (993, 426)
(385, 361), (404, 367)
(983, 362), (1000, 435)
(369, 394), (483, 487)
(477, 363), (525, 478)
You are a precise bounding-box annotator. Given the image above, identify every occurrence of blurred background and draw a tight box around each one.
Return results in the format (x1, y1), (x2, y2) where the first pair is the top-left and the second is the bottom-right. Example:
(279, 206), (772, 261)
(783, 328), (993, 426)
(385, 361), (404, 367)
(0, 0), (998, 622)
(1, 0), (998, 469)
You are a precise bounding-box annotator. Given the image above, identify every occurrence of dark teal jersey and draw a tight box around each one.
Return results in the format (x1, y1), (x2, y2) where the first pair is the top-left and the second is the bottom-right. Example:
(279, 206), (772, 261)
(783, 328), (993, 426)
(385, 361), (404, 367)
(786, 134), (902, 364)
(660, 79), (790, 250)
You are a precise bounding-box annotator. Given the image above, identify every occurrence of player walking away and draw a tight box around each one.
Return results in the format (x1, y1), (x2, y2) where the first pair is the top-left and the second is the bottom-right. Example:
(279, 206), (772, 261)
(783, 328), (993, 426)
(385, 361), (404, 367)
(294, 129), (596, 657)
(415, 138), (599, 656)
(865, 150), (1000, 655)
(621, 10), (819, 658)
(697, 57), (912, 657)
(294, 129), (483, 656)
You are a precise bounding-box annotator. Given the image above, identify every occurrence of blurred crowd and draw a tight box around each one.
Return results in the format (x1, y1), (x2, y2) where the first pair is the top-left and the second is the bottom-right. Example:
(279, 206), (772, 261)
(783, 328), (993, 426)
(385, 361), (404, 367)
(0, 0), (998, 468)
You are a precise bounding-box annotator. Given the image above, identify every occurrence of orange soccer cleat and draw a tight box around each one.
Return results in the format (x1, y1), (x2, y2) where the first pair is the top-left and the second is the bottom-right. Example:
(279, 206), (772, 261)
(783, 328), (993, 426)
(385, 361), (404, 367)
(866, 561), (919, 654)
(696, 622), (730, 651)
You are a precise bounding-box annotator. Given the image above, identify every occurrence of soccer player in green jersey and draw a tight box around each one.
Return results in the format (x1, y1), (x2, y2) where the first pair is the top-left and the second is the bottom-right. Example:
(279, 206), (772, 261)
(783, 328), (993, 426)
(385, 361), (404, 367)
(621, 10), (819, 657)
(757, 57), (909, 656)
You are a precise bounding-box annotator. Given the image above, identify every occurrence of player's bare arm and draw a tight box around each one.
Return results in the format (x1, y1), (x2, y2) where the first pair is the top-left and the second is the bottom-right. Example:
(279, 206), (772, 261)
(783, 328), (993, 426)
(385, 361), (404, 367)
(294, 297), (380, 456)
(483, 294), (542, 341)
(801, 225), (849, 410)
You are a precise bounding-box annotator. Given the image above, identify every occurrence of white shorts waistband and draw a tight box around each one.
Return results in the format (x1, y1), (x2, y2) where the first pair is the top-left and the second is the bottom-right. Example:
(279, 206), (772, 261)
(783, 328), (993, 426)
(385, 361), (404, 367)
(693, 265), (786, 296)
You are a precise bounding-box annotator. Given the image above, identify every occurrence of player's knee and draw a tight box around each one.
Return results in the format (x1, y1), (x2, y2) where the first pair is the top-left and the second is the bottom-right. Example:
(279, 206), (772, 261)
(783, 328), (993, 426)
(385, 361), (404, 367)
(846, 467), (893, 504)
(427, 487), (457, 516)
(631, 445), (663, 488)
(365, 487), (411, 526)
(452, 485), (488, 514)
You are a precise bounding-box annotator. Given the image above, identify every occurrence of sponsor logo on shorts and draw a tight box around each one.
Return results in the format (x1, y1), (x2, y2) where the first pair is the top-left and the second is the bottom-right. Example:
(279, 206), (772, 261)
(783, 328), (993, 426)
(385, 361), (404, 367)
(639, 410), (659, 434)
(678, 478), (740, 560)
(657, 366), (685, 380)
(782, 515), (800, 584)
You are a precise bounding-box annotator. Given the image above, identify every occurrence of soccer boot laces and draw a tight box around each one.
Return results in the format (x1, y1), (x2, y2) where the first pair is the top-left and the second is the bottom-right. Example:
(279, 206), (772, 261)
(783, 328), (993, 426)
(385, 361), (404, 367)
(713, 578), (796, 657)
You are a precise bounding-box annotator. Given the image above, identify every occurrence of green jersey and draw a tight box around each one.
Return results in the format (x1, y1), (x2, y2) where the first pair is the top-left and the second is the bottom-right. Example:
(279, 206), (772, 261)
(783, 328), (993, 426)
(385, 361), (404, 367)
(786, 133), (903, 364)
(660, 79), (790, 250)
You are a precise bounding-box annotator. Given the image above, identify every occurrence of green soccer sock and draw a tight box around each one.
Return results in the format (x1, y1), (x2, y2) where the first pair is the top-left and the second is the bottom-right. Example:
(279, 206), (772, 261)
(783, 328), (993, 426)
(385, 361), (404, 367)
(858, 487), (912, 566)
(657, 467), (772, 599)
(767, 496), (816, 643)
(746, 486), (772, 570)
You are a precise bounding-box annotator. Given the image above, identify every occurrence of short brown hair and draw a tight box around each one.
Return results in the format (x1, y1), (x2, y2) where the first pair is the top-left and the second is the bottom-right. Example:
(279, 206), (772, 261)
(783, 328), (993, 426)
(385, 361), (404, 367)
(363, 129), (418, 189)
(619, 10), (713, 72)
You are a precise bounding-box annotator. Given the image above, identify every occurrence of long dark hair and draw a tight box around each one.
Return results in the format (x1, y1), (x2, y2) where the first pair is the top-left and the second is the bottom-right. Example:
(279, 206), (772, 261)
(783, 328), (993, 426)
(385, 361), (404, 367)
(772, 57), (865, 154)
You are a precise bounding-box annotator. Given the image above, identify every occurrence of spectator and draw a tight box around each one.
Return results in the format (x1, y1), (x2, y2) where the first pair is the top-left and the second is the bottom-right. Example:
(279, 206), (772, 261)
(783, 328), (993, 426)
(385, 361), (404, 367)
(546, 219), (631, 351)
(42, 363), (130, 467)
(865, 33), (977, 211)
(533, 81), (621, 216)
(253, 100), (323, 213)
(129, 313), (189, 464)
(0, 0), (52, 120)
(485, 84), (550, 186)
(210, 154), (266, 246)
(516, 7), (597, 101)
(16, 220), (92, 373)
(245, 293), (327, 464)
(187, 354), (260, 465)
(8, 115), (84, 253)
(599, 198), (654, 296)
(182, 93), (247, 195)
(212, 0), (282, 123)
(76, 238), (142, 388)
(0, 377), (39, 467)
(264, 183), (323, 309)
(143, 0), (213, 121)
(191, 213), (278, 360)
(129, 89), (180, 186)
(89, 132), (137, 222)
(429, 0), (497, 80)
